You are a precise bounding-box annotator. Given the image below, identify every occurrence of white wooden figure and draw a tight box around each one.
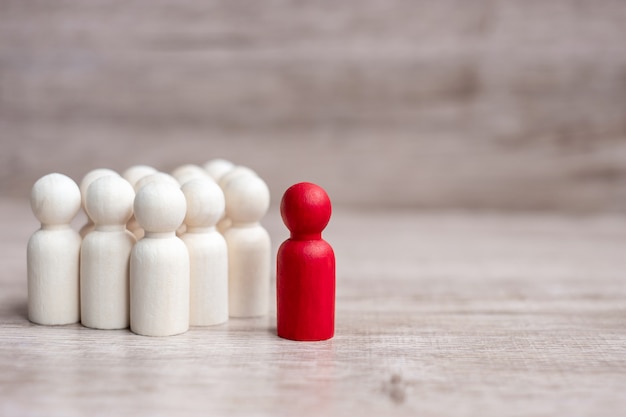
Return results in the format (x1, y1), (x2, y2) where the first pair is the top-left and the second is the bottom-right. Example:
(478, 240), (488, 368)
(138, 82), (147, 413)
(27, 173), (82, 325)
(122, 165), (157, 240)
(203, 158), (234, 181)
(216, 166), (258, 233)
(130, 182), (190, 336)
(172, 164), (212, 185)
(217, 166), (258, 190)
(122, 165), (157, 189)
(180, 178), (228, 326)
(130, 172), (180, 239)
(80, 175), (136, 330)
(223, 175), (271, 317)
(78, 168), (119, 238)
(170, 165), (213, 236)
(134, 172), (180, 192)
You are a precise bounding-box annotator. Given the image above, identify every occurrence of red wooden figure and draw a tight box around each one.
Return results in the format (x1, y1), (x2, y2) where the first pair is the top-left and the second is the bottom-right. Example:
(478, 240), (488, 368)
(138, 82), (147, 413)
(277, 182), (335, 341)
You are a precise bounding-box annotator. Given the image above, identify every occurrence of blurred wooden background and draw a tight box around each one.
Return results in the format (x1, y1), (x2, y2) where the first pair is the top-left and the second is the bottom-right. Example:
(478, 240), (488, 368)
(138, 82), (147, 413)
(1, 0), (625, 211)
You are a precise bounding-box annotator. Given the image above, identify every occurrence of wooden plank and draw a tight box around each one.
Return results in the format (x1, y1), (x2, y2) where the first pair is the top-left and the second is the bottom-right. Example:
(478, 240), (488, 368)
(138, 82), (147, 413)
(1, 199), (625, 416)
(1, 0), (626, 210)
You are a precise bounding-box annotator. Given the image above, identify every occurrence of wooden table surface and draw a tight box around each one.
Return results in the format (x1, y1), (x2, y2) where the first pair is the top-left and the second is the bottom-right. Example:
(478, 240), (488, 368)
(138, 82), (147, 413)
(1, 198), (625, 416)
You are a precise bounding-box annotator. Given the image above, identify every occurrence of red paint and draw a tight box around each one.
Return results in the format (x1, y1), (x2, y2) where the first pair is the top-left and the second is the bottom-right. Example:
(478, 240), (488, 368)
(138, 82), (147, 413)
(277, 182), (335, 341)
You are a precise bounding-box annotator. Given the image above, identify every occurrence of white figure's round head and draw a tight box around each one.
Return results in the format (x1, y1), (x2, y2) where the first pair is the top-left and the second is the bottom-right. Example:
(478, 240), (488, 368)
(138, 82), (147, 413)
(218, 166), (257, 190)
(181, 178), (225, 228)
(134, 172), (180, 193)
(204, 159), (235, 181)
(171, 164), (211, 186)
(134, 182), (187, 233)
(79, 168), (119, 209)
(86, 176), (135, 226)
(31, 173), (81, 226)
(122, 165), (157, 188)
(224, 175), (270, 224)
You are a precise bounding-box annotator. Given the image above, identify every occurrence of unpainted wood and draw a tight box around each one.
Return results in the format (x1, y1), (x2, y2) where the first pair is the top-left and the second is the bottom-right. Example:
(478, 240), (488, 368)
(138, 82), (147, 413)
(27, 174), (82, 326)
(80, 175), (136, 330)
(130, 182), (190, 336)
(224, 174), (271, 318)
(181, 178), (228, 326)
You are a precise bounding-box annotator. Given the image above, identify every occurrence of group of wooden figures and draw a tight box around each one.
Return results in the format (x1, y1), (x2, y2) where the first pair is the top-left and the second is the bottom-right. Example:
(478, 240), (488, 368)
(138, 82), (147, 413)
(27, 159), (335, 341)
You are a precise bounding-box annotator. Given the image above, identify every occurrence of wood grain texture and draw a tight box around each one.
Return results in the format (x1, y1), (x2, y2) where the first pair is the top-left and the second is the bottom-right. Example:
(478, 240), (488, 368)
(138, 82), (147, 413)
(1, 0), (626, 211)
(1, 198), (625, 416)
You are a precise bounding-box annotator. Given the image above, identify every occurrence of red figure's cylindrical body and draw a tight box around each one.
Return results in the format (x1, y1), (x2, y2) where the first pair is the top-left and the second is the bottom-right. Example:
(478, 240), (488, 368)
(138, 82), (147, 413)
(276, 182), (335, 341)
(277, 238), (335, 341)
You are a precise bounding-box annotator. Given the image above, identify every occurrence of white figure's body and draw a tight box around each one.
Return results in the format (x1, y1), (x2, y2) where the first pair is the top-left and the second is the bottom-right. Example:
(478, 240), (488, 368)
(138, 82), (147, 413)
(204, 159), (234, 181)
(79, 168), (119, 238)
(122, 165), (157, 239)
(217, 166), (258, 234)
(80, 176), (136, 329)
(172, 164), (212, 185)
(223, 175), (271, 317)
(130, 182), (189, 336)
(180, 179), (228, 326)
(27, 173), (82, 325)
(130, 172), (180, 239)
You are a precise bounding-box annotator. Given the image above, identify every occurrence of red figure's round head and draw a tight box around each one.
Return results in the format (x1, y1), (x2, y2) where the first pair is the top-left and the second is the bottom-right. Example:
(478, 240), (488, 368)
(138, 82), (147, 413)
(281, 182), (331, 239)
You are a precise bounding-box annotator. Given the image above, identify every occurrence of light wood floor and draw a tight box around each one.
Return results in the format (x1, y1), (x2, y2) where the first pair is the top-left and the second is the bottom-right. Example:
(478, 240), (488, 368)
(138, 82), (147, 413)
(1, 198), (625, 416)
